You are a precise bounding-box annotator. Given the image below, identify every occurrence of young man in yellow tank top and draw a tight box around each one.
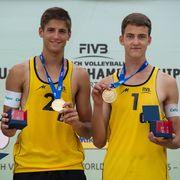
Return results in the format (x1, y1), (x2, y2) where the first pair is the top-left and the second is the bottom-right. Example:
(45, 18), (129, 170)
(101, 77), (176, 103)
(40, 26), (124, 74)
(92, 13), (180, 180)
(1, 7), (92, 180)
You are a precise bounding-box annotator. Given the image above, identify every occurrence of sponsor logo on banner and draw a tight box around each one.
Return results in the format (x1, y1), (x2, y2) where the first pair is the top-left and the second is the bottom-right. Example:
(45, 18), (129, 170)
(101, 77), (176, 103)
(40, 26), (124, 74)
(80, 137), (96, 149)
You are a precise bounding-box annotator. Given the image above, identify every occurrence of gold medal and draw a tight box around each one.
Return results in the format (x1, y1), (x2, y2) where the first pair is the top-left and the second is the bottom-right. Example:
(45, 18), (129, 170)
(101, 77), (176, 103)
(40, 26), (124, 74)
(102, 88), (117, 103)
(51, 99), (65, 112)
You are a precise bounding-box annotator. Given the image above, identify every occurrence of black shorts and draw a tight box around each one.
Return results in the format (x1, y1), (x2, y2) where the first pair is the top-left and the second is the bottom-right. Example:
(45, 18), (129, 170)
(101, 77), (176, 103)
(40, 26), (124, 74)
(13, 170), (86, 180)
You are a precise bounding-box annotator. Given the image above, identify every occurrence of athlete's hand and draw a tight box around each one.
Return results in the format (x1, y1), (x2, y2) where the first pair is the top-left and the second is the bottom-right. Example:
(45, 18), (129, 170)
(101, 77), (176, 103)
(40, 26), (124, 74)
(92, 82), (110, 105)
(1, 113), (17, 137)
(148, 132), (177, 149)
(58, 102), (80, 127)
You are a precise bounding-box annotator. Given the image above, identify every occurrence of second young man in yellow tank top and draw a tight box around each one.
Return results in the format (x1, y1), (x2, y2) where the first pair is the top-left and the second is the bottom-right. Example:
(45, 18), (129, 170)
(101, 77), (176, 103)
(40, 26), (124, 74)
(92, 13), (180, 180)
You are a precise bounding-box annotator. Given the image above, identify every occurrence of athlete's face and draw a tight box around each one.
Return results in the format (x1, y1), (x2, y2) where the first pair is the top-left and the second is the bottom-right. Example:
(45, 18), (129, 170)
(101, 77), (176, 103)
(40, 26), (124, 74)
(119, 25), (151, 60)
(39, 19), (71, 54)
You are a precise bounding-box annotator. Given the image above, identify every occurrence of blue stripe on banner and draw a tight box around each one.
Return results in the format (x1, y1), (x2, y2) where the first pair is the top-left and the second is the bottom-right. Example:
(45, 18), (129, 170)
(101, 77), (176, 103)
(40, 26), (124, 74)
(0, 153), (8, 160)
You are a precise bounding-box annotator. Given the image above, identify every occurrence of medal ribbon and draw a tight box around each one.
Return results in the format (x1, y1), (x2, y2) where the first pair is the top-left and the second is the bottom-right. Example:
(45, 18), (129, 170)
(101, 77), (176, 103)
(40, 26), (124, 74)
(40, 52), (64, 99)
(111, 60), (149, 88)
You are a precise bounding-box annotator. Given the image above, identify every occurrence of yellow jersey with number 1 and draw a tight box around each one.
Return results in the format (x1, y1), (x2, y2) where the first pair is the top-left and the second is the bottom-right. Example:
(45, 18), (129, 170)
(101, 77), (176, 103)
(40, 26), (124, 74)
(103, 67), (169, 180)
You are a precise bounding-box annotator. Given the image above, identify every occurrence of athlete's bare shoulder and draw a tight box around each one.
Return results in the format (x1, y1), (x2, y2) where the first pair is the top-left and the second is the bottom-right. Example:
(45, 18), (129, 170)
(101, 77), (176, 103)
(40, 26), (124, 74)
(157, 69), (178, 104)
(71, 63), (91, 96)
(9, 60), (28, 75)
(72, 63), (90, 83)
(157, 70), (177, 88)
(6, 60), (30, 91)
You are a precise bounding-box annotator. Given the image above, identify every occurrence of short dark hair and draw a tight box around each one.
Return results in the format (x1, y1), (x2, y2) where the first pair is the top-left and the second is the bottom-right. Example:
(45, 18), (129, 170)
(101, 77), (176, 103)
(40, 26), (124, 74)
(121, 13), (151, 36)
(40, 7), (71, 32)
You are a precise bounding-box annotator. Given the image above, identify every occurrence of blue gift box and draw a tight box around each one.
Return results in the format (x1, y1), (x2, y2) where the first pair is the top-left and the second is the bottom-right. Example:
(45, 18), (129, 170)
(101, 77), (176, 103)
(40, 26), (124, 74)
(142, 105), (172, 139)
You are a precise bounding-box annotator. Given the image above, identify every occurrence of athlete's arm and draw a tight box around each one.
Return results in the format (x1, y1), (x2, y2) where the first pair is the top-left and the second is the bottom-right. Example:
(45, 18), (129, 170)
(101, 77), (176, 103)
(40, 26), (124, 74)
(92, 76), (112, 148)
(149, 72), (180, 149)
(62, 66), (92, 138)
(1, 63), (25, 137)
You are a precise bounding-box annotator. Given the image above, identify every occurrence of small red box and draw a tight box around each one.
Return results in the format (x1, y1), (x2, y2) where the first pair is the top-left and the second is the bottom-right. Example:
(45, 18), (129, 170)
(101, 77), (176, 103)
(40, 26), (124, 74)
(156, 121), (172, 134)
(7, 109), (27, 130)
(150, 120), (172, 139)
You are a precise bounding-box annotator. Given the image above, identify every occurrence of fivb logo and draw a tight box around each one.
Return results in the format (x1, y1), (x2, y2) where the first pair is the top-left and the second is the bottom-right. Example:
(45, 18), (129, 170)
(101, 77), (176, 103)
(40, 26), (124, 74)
(0, 129), (9, 160)
(74, 43), (121, 88)
(79, 44), (108, 54)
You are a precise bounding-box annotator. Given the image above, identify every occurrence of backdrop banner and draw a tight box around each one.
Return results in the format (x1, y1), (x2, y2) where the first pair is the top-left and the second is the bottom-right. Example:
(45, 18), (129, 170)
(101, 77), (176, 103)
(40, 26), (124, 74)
(0, 0), (180, 180)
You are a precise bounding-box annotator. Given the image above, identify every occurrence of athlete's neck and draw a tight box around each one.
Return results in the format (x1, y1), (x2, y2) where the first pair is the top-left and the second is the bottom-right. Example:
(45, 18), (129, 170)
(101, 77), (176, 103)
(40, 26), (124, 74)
(41, 50), (64, 67)
(124, 57), (147, 76)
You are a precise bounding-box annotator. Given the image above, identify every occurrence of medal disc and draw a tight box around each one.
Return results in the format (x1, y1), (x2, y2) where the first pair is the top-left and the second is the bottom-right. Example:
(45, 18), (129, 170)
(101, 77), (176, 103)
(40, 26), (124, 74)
(51, 99), (65, 112)
(102, 89), (117, 103)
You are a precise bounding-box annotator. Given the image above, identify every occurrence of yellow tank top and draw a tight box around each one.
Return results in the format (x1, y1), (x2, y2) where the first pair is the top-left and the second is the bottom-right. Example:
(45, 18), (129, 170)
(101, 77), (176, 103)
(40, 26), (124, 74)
(103, 67), (169, 180)
(13, 57), (84, 173)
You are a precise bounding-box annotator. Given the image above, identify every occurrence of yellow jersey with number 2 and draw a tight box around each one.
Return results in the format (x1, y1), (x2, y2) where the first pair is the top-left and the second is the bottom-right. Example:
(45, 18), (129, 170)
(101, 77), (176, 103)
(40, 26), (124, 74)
(13, 57), (84, 173)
